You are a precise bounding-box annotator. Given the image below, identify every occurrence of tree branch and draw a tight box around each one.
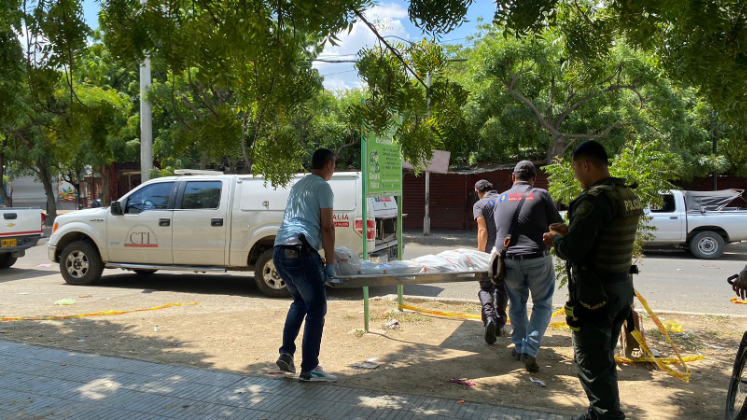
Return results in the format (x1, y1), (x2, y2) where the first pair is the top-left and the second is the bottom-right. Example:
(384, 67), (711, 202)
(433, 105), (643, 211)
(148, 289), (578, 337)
(547, 76), (555, 121)
(335, 136), (360, 159)
(352, 9), (428, 90)
(562, 122), (635, 140)
(181, 96), (204, 119)
(504, 85), (560, 137)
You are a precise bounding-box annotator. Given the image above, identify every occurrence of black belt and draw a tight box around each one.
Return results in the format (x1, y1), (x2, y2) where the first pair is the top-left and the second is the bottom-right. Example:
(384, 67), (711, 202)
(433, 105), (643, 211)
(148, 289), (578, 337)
(504, 251), (550, 261)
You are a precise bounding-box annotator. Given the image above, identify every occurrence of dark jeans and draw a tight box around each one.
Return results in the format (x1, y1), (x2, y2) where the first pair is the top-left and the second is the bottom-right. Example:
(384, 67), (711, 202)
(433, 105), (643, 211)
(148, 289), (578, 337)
(273, 246), (327, 373)
(573, 278), (634, 420)
(478, 281), (508, 328)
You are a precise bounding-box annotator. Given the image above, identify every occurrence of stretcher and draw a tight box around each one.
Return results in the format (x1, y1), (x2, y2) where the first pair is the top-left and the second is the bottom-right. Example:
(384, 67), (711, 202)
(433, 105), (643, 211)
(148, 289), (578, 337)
(327, 271), (490, 288)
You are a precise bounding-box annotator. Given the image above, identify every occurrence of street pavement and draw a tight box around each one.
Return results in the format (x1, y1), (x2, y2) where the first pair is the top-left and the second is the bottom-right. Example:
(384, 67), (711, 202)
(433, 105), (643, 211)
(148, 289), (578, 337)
(0, 340), (569, 420)
(12, 230), (747, 315)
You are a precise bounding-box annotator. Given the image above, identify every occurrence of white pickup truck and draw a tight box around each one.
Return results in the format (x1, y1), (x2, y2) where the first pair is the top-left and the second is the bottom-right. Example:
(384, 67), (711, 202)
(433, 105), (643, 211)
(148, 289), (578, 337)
(647, 189), (747, 259)
(48, 171), (399, 297)
(0, 208), (46, 268)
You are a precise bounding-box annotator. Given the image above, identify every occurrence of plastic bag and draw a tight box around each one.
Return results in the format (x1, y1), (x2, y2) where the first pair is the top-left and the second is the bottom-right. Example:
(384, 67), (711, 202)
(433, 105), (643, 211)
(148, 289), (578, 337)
(359, 260), (422, 275)
(333, 247), (361, 276)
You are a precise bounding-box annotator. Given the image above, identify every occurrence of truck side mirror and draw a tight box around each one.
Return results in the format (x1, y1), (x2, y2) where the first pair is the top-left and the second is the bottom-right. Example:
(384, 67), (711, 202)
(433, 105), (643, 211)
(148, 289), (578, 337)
(111, 201), (124, 215)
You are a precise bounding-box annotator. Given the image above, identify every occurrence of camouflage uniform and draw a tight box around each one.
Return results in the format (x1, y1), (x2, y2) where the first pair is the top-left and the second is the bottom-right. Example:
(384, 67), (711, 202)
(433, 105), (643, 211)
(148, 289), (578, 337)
(553, 177), (643, 420)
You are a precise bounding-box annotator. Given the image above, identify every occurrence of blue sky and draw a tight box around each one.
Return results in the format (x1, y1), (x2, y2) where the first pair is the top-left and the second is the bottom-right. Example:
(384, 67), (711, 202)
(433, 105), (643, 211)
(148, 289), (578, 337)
(80, 0), (495, 90)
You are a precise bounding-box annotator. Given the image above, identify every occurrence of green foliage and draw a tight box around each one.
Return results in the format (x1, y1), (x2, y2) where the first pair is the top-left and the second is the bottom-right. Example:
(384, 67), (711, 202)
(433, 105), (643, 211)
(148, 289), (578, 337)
(492, 0), (747, 122)
(408, 0), (473, 35)
(546, 139), (678, 286)
(149, 166), (174, 179)
(356, 39), (470, 167)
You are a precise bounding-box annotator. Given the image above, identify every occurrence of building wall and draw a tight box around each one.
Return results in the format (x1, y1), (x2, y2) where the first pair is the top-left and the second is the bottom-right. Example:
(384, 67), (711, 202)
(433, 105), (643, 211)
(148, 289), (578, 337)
(9, 175), (55, 209)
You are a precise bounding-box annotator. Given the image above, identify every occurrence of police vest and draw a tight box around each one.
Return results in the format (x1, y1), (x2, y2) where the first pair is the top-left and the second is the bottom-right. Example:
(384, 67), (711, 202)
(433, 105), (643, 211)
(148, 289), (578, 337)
(588, 183), (644, 274)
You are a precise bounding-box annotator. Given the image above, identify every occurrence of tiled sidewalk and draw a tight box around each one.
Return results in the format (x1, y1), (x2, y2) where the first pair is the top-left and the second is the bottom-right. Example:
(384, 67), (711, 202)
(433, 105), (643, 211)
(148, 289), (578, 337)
(0, 341), (570, 420)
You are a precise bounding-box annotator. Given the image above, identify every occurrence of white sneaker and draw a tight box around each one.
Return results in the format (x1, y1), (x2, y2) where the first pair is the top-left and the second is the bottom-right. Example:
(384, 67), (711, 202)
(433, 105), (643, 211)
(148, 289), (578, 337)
(300, 365), (337, 382)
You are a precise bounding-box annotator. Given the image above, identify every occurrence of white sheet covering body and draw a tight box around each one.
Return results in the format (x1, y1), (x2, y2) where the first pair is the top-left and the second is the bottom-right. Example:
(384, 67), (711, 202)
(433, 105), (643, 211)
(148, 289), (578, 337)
(332, 247), (490, 276)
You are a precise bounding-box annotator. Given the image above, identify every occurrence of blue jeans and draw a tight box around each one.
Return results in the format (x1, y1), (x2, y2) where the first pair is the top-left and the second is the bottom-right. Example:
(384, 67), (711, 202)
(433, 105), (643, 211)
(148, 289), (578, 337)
(273, 247), (327, 373)
(504, 255), (555, 358)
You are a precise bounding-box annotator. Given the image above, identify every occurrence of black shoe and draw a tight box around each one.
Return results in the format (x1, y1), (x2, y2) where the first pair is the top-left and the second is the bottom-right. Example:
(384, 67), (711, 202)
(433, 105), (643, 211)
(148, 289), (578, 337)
(484, 318), (497, 345)
(276, 353), (296, 374)
(511, 348), (521, 361)
(520, 353), (540, 373)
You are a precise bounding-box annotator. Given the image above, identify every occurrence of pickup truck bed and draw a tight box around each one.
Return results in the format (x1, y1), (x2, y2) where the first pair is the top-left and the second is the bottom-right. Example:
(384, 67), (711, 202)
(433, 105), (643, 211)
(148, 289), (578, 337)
(0, 208), (46, 268)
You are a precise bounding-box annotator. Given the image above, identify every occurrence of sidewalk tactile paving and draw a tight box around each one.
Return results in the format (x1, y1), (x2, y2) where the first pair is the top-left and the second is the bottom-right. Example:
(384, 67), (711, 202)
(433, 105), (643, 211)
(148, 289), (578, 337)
(0, 340), (572, 419)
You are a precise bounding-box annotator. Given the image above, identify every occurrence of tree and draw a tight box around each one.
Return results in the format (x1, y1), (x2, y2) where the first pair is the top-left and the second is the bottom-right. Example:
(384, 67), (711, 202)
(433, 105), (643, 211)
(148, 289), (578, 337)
(545, 139), (679, 284)
(493, 0), (747, 121)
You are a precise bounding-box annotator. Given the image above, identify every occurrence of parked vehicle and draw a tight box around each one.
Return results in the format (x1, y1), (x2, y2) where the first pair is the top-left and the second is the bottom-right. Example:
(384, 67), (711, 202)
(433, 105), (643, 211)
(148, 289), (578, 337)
(0, 207), (46, 268)
(48, 171), (399, 297)
(647, 189), (747, 259)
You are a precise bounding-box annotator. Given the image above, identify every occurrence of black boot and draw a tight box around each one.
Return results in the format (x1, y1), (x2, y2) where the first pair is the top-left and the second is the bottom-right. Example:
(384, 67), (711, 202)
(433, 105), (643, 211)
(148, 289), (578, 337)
(484, 318), (497, 345)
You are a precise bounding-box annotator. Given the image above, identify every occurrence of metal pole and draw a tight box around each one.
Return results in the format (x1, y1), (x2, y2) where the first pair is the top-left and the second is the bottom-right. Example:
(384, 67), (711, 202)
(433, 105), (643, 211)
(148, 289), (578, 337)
(424, 171), (430, 235)
(712, 110), (717, 191)
(140, 0), (153, 183)
(361, 100), (370, 333)
(397, 169), (404, 308)
(423, 73), (432, 236)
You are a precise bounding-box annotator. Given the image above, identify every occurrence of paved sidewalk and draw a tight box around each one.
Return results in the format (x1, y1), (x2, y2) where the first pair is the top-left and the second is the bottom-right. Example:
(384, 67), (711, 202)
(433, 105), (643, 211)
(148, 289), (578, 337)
(0, 341), (570, 420)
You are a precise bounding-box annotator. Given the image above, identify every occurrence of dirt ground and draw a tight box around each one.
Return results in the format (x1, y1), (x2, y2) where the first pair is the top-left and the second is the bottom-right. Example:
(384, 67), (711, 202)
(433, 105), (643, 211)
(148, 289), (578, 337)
(0, 278), (743, 420)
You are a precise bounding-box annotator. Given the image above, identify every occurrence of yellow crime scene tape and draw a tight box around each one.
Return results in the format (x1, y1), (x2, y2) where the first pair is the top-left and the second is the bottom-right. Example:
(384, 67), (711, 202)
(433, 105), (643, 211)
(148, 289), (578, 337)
(615, 354), (705, 365)
(0, 302), (198, 322)
(399, 292), (699, 383)
(632, 290), (693, 382)
(396, 304), (566, 325)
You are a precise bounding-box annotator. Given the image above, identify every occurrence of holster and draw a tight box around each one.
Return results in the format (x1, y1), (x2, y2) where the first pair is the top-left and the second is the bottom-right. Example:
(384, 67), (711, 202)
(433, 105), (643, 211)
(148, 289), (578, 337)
(488, 251), (506, 286)
(572, 265), (608, 311)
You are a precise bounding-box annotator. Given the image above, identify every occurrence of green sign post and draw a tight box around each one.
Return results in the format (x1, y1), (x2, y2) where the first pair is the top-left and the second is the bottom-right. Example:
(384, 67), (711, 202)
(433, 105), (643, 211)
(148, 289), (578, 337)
(361, 113), (404, 332)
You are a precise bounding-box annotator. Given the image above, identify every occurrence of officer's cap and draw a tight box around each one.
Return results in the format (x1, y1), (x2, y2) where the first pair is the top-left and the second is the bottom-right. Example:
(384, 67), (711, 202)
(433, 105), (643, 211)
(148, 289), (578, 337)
(514, 160), (537, 178)
(474, 179), (493, 192)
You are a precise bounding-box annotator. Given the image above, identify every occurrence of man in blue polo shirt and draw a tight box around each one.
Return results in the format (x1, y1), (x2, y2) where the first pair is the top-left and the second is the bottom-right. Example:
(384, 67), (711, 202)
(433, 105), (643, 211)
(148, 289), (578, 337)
(274, 148), (337, 382)
(493, 160), (563, 373)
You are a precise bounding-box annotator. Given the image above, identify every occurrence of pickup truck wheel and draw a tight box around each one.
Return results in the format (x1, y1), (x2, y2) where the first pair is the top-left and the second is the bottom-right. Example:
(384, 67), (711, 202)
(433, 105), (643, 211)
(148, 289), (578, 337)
(133, 270), (158, 275)
(0, 253), (17, 269)
(60, 241), (104, 285)
(689, 231), (725, 259)
(254, 249), (290, 298)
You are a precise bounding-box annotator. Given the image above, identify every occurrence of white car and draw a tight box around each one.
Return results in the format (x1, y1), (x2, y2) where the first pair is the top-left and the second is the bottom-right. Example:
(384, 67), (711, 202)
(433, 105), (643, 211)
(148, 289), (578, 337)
(48, 171), (399, 296)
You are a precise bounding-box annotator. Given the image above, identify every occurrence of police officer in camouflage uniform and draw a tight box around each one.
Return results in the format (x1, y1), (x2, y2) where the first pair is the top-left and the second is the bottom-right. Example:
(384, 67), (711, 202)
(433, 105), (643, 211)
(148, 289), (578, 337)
(543, 141), (643, 420)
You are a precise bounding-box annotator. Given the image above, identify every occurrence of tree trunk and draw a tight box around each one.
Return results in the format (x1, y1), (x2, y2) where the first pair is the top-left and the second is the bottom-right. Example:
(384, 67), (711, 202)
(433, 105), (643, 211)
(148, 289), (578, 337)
(38, 161), (56, 225)
(0, 140), (12, 207)
(200, 152), (208, 170)
(546, 135), (567, 163)
(101, 165), (111, 206)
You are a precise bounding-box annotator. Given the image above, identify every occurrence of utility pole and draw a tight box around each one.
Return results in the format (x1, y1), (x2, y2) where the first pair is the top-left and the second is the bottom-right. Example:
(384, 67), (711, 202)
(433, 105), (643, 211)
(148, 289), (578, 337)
(423, 72), (432, 236)
(139, 0), (153, 183)
(712, 110), (717, 191)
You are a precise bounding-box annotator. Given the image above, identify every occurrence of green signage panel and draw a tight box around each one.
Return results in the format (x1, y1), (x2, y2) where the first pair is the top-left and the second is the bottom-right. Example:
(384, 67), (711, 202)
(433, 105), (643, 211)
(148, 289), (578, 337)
(363, 121), (402, 197)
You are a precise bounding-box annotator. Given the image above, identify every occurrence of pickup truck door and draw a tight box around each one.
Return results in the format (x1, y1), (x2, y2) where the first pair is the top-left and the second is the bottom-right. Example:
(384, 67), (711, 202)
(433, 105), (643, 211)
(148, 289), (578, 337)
(647, 193), (685, 243)
(172, 180), (228, 266)
(106, 181), (176, 264)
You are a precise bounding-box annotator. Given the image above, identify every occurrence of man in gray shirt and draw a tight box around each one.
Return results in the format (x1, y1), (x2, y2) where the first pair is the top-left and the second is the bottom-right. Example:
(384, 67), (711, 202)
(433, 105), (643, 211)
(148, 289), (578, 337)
(493, 160), (563, 373)
(473, 179), (508, 344)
